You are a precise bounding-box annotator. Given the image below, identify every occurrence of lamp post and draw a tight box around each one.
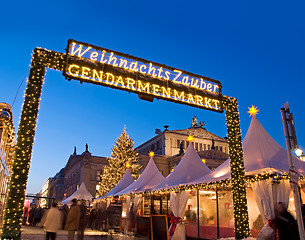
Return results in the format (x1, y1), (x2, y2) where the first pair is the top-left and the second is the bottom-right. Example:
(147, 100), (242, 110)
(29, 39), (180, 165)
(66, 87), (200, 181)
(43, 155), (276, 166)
(295, 148), (305, 162)
(281, 103), (305, 240)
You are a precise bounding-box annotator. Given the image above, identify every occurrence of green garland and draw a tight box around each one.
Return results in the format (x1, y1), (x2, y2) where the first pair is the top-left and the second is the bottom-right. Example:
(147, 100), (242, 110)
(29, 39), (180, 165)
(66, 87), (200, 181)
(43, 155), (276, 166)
(1, 49), (64, 240)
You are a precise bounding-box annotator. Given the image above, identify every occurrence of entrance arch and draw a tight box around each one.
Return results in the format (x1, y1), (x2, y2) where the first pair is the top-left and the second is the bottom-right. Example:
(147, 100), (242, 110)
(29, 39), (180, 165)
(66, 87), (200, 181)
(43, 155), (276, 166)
(2, 41), (249, 239)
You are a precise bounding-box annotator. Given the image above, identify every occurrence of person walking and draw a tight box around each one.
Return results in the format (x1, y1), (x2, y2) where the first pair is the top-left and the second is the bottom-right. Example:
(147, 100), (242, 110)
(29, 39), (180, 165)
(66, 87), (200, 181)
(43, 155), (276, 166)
(65, 199), (80, 240)
(276, 202), (299, 240)
(42, 202), (62, 240)
(78, 200), (87, 240)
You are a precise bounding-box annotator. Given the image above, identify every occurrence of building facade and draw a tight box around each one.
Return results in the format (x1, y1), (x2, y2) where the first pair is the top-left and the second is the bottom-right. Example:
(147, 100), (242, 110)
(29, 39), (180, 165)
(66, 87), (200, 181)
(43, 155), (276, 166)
(136, 117), (229, 176)
(41, 117), (229, 201)
(49, 168), (65, 203)
(39, 178), (53, 207)
(63, 145), (107, 199)
(0, 103), (15, 226)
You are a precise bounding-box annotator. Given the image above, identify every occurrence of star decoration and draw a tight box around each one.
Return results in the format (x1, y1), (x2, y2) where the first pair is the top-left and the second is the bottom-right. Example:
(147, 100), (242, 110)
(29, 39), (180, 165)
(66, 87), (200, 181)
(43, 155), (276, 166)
(248, 106), (259, 117)
(126, 163), (130, 168)
(188, 135), (194, 142)
(149, 151), (155, 157)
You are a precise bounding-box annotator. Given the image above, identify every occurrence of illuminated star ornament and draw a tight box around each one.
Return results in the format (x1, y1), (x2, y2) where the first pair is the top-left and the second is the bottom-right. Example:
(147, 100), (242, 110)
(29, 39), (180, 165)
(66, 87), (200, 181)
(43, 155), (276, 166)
(188, 135), (194, 142)
(126, 163), (130, 168)
(149, 151), (155, 157)
(248, 105), (259, 117)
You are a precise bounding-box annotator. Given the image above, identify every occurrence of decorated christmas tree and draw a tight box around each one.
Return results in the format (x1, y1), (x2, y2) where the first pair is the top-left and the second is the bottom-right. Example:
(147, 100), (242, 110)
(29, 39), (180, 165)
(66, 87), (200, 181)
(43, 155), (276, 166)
(97, 127), (141, 197)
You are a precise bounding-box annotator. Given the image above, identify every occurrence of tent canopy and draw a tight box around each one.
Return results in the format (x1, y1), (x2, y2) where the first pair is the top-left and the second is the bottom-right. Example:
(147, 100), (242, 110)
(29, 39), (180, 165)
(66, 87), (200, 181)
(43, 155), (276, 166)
(61, 182), (93, 204)
(96, 168), (134, 199)
(155, 142), (211, 190)
(116, 156), (164, 195)
(187, 115), (305, 185)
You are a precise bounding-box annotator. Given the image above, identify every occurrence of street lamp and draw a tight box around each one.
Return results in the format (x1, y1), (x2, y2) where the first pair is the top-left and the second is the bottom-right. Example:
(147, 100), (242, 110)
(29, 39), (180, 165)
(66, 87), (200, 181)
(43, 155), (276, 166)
(295, 148), (305, 161)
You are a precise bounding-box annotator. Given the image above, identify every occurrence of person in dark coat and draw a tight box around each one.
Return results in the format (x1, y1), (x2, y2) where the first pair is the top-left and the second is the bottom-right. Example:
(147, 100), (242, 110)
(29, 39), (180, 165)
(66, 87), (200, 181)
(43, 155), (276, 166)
(65, 199), (80, 240)
(28, 205), (36, 226)
(276, 202), (299, 240)
(88, 209), (96, 229)
(78, 200), (87, 240)
(33, 205), (43, 226)
(60, 204), (69, 230)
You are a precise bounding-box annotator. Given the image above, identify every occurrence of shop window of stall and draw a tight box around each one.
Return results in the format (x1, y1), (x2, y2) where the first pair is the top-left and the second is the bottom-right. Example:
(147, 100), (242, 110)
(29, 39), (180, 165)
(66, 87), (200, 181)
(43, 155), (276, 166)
(184, 191), (199, 239)
(198, 189), (217, 239)
(217, 189), (234, 238)
(247, 187), (264, 238)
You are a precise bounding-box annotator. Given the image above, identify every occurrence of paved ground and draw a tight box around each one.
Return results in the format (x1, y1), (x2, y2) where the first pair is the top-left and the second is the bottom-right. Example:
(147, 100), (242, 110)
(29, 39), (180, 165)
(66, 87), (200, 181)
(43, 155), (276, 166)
(21, 226), (147, 240)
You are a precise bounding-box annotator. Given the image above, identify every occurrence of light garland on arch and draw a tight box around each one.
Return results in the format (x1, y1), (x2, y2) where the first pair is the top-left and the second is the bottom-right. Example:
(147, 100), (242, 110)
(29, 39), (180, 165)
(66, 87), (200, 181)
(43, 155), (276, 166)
(1, 48), (65, 240)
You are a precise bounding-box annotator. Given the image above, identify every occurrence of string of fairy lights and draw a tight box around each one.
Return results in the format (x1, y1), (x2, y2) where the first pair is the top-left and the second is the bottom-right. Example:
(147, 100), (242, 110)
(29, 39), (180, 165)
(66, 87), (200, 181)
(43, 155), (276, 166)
(2, 48), (65, 239)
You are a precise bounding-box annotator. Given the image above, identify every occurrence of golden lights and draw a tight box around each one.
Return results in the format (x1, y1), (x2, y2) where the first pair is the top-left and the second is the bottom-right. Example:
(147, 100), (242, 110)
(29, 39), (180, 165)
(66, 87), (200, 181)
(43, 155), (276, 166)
(66, 64), (221, 111)
(187, 135), (194, 142)
(248, 105), (259, 117)
(68, 41), (221, 95)
(149, 151), (155, 157)
(126, 163), (131, 168)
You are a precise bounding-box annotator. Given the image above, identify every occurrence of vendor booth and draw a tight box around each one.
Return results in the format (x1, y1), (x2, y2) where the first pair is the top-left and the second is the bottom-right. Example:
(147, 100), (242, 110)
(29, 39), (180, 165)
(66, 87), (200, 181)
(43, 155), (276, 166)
(95, 114), (305, 240)
(161, 114), (305, 240)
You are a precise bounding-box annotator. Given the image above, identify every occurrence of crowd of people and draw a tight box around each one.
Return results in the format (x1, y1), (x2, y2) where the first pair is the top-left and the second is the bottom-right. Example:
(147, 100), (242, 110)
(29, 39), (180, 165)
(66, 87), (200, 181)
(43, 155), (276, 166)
(24, 198), (108, 240)
(23, 198), (305, 240)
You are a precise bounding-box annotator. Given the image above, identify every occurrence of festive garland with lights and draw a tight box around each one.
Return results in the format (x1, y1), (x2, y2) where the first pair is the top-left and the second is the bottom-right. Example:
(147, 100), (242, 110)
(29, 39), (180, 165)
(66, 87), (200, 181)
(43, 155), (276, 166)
(1, 49), (65, 240)
(0, 116), (15, 170)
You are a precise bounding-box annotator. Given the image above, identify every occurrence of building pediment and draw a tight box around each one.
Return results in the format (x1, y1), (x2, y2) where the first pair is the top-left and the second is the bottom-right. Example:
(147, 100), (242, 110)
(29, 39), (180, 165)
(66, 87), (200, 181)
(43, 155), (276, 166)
(168, 128), (226, 142)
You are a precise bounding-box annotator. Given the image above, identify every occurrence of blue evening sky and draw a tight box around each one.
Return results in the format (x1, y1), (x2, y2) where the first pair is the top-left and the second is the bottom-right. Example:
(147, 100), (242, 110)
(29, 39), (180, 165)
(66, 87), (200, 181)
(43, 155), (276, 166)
(1, 1), (304, 194)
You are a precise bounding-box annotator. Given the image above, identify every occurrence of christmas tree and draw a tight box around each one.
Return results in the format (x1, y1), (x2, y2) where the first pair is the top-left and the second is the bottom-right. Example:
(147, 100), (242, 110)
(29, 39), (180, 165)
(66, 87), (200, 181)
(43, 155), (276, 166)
(97, 127), (141, 197)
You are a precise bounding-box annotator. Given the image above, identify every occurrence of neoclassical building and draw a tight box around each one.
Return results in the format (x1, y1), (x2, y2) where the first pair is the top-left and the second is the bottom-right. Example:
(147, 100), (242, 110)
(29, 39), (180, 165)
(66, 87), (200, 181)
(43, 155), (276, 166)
(136, 117), (229, 176)
(63, 145), (107, 199)
(0, 103), (15, 225)
(42, 117), (229, 201)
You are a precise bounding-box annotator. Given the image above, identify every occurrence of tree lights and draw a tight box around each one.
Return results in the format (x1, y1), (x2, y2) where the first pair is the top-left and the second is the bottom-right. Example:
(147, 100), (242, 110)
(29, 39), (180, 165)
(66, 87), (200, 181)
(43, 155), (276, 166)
(97, 127), (141, 197)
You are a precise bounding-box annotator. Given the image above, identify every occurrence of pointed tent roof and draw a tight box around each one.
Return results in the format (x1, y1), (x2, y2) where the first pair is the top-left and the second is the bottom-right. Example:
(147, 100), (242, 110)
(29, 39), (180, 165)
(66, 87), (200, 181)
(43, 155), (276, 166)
(97, 168), (134, 199)
(188, 115), (305, 185)
(155, 142), (212, 190)
(116, 156), (165, 195)
(61, 182), (94, 204)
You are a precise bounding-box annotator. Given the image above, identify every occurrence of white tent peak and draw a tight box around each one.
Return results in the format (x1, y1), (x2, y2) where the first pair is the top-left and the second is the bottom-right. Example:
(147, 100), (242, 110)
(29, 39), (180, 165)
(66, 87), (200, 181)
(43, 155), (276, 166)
(156, 142), (211, 190)
(116, 156), (164, 195)
(61, 182), (93, 204)
(187, 114), (305, 185)
(242, 114), (305, 174)
(97, 168), (134, 199)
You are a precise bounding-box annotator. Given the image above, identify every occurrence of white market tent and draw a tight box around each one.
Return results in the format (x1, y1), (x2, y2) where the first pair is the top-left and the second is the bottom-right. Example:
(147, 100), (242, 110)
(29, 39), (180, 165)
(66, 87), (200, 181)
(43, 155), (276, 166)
(155, 141), (212, 190)
(116, 156), (165, 195)
(153, 141), (212, 240)
(96, 168), (134, 199)
(187, 115), (305, 186)
(173, 115), (305, 240)
(62, 182), (94, 204)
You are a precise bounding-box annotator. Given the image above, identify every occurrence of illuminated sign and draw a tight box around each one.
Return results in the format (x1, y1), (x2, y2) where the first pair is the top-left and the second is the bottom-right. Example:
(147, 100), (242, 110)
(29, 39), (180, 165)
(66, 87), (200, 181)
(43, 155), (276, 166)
(64, 40), (223, 112)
